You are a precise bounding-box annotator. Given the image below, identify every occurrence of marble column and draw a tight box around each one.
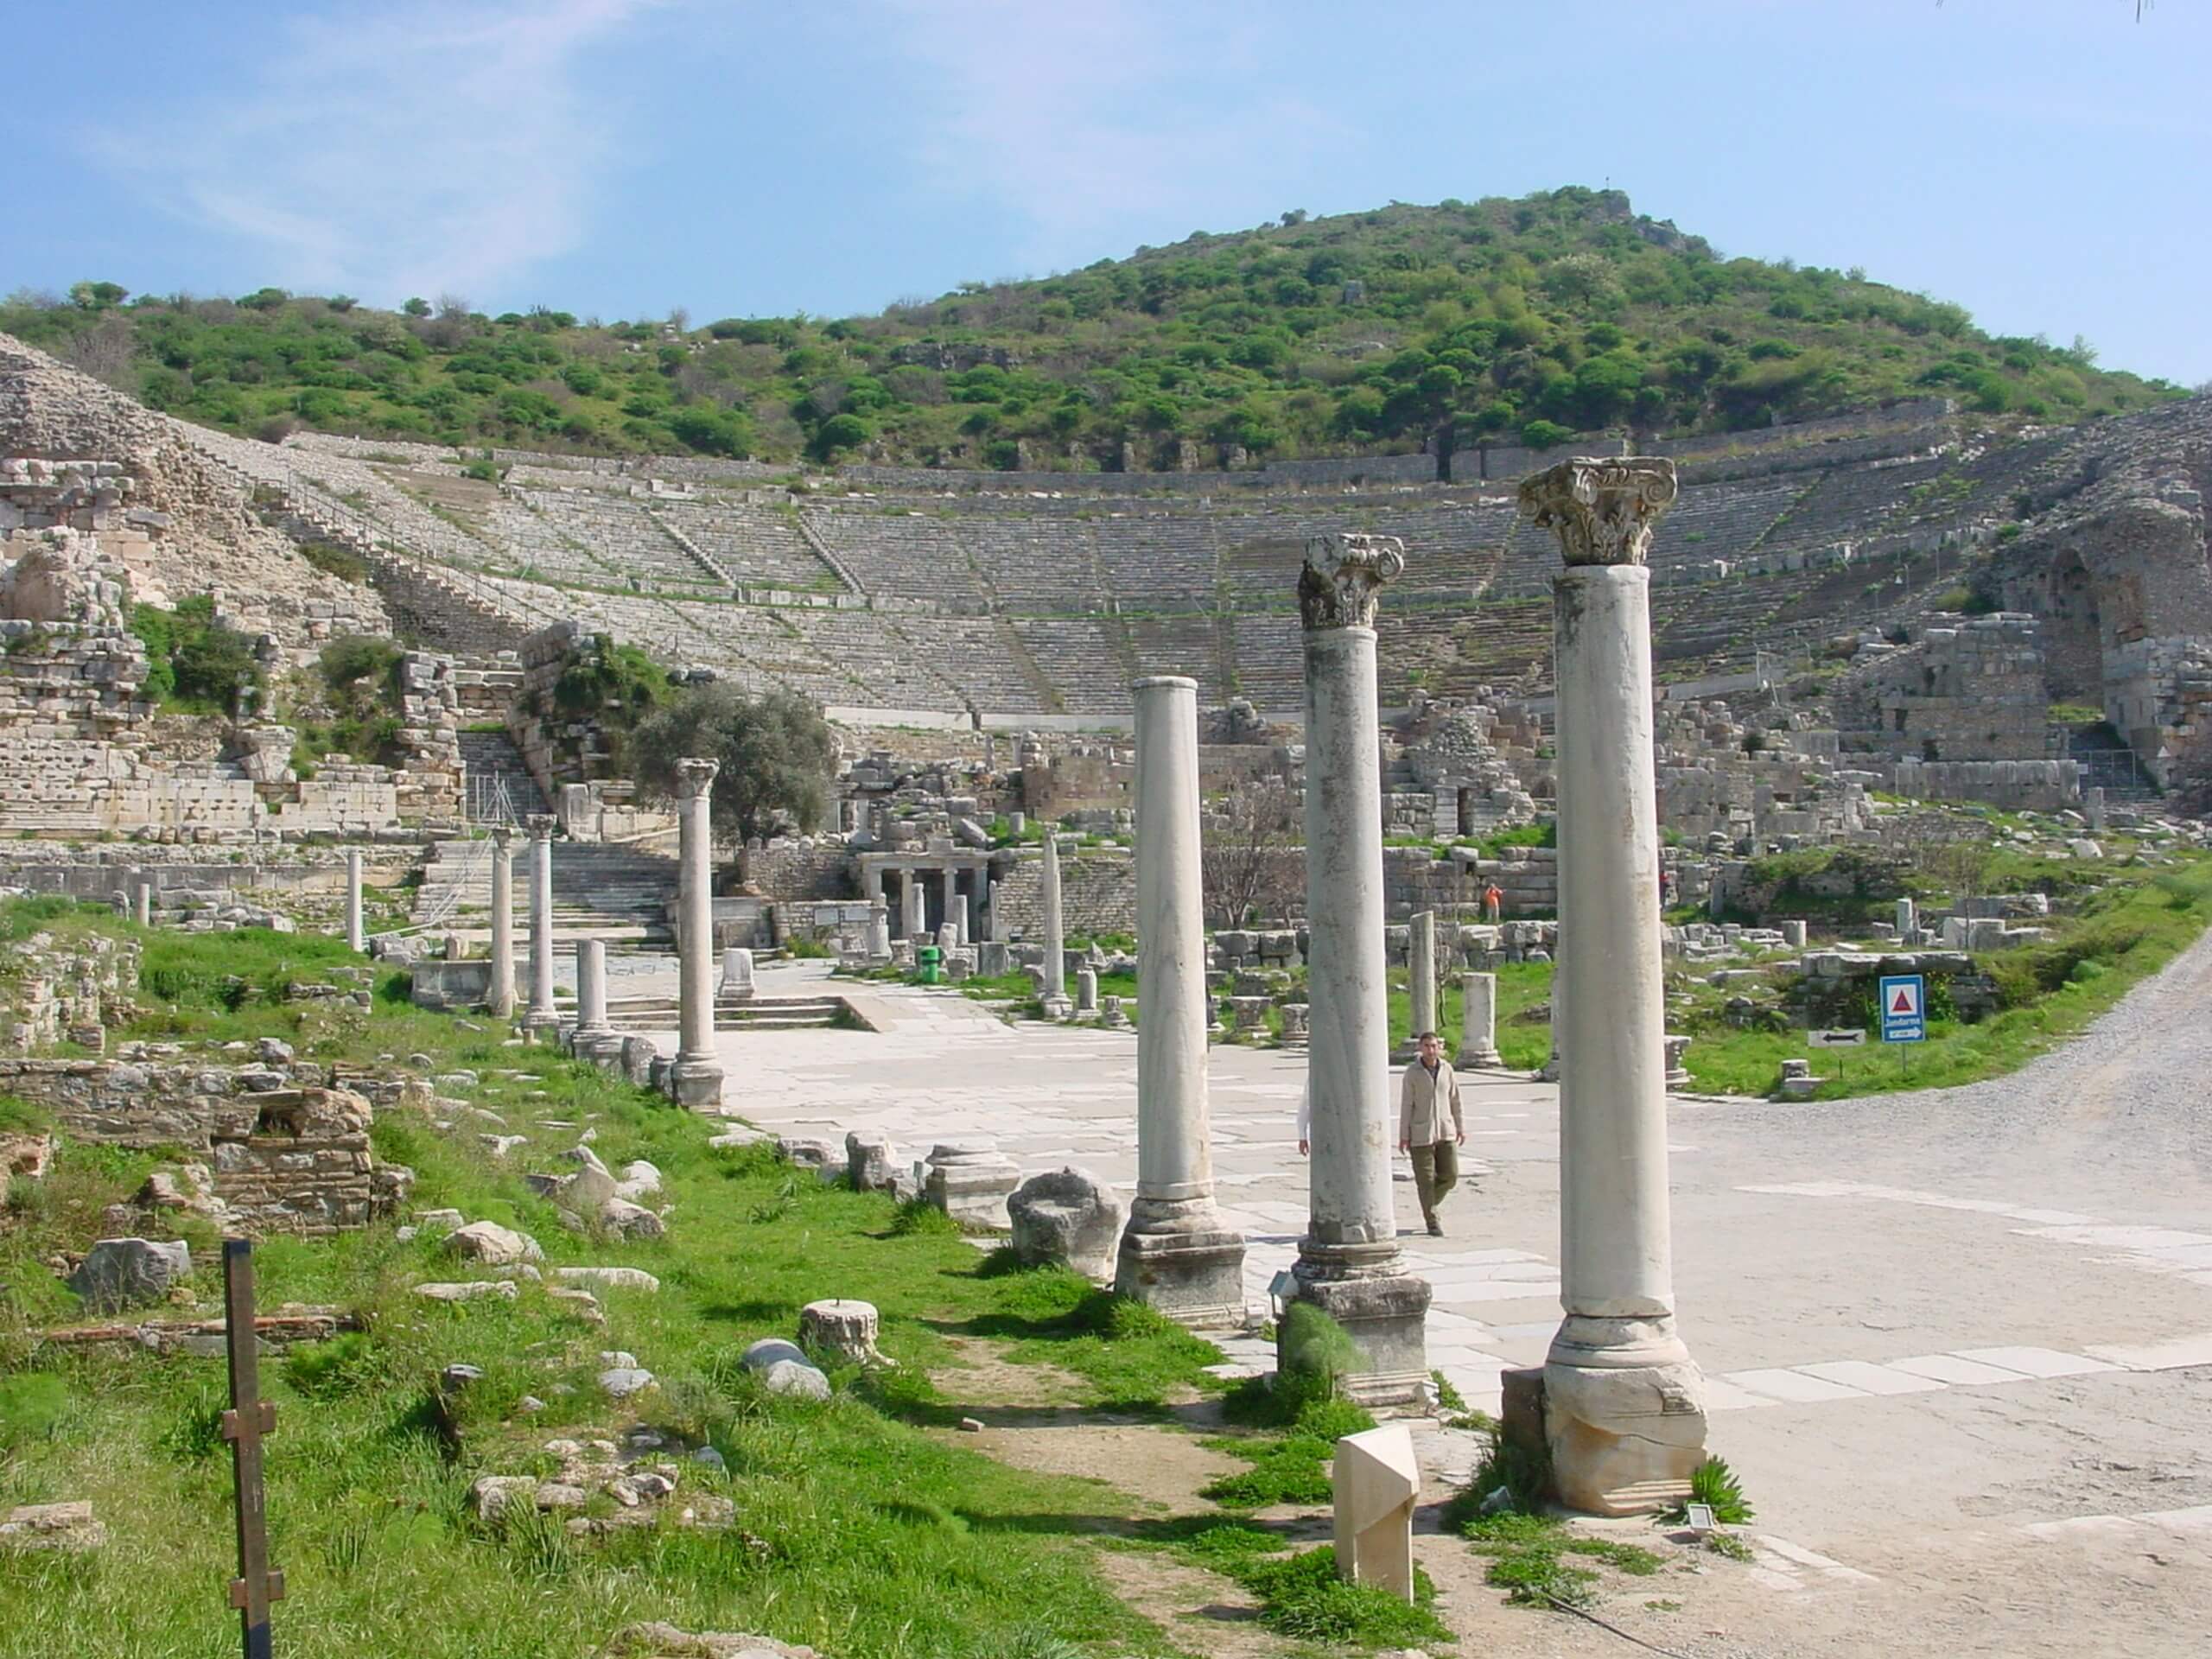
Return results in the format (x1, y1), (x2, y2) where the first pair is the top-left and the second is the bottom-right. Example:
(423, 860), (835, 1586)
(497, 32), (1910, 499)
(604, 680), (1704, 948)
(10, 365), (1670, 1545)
(574, 938), (616, 1058)
(132, 879), (151, 928)
(345, 848), (366, 952)
(1039, 831), (1071, 1018)
(941, 869), (959, 941)
(488, 825), (516, 1020)
(1457, 972), (1503, 1069)
(671, 757), (724, 1108)
(1399, 910), (1438, 1058)
(1116, 676), (1246, 1325)
(901, 871), (925, 941)
(1286, 532), (1429, 1405)
(524, 815), (558, 1032)
(1521, 457), (1707, 1513)
(866, 897), (892, 962)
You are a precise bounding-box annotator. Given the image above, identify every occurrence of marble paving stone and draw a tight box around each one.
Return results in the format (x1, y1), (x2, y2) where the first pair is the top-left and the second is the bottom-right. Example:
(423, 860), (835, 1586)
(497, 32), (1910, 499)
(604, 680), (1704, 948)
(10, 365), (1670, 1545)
(1950, 1346), (2119, 1379)
(1794, 1360), (1947, 1396)
(1886, 1353), (2034, 1386)
(1724, 1368), (1871, 1404)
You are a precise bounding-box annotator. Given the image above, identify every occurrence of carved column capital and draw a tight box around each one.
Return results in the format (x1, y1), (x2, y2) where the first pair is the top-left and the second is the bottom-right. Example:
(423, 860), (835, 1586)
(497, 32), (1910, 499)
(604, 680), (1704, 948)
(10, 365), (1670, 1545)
(488, 823), (513, 850)
(1300, 532), (1406, 631)
(524, 813), (556, 843)
(675, 757), (720, 799)
(1518, 458), (1679, 567)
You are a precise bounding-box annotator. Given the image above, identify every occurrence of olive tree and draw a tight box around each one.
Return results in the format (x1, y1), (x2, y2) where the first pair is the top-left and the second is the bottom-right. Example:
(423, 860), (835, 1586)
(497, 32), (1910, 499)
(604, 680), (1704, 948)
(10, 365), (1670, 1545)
(628, 683), (838, 843)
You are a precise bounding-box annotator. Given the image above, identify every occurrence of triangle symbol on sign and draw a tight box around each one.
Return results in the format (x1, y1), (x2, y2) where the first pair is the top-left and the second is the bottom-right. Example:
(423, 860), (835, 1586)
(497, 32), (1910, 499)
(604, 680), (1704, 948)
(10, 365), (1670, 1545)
(1891, 988), (1914, 1013)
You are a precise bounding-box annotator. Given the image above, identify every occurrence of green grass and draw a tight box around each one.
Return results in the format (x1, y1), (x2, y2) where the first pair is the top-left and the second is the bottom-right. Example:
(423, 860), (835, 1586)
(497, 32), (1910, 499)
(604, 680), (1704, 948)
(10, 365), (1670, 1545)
(0, 900), (1233, 1659)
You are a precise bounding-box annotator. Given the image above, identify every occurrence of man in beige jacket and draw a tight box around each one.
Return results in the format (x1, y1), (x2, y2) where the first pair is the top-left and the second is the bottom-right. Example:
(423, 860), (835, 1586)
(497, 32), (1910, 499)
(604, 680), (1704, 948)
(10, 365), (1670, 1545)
(1397, 1030), (1465, 1236)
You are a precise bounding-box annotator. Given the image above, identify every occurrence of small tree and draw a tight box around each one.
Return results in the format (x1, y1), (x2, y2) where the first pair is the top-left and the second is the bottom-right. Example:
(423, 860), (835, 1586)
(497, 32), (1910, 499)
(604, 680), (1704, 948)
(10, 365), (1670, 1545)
(1201, 776), (1302, 928)
(629, 684), (837, 843)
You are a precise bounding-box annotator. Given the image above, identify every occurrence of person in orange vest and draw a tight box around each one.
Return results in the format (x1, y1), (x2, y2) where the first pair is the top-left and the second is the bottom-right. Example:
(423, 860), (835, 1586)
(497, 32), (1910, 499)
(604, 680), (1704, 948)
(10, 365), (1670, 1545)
(1483, 881), (1503, 923)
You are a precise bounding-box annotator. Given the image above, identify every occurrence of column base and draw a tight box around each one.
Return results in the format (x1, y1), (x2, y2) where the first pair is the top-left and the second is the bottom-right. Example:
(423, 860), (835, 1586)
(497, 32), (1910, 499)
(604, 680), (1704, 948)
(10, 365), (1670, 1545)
(524, 1008), (561, 1035)
(1541, 1320), (1708, 1516)
(1115, 1208), (1247, 1329)
(1284, 1254), (1432, 1408)
(1455, 1042), (1503, 1070)
(1041, 995), (1073, 1021)
(667, 1056), (725, 1109)
(576, 1030), (624, 1068)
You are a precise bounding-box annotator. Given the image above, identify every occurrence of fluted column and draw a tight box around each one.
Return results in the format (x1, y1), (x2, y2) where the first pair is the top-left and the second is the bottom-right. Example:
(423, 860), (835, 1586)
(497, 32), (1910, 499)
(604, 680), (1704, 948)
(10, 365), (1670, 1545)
(345, 849), (366, 952)
(1287, 532), (1430, 1405)
(1520, 457), (1707, 1514)
(524, 815), (558, 1032)
(488, 825), (516, 1020)
(670, 758), (724, 1107)
(1115, 676), (1245, 1325)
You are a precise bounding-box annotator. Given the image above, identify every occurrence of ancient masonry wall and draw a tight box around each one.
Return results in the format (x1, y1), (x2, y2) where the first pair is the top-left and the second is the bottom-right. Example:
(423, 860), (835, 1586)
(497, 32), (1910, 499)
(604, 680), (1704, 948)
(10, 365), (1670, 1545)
(0, 1060), (395, 1235)
(990, 847), (1137, 940)
(741, 841), (852, 901)
(0, 931), (139, 1052)
(1838, 613), (2052, 765)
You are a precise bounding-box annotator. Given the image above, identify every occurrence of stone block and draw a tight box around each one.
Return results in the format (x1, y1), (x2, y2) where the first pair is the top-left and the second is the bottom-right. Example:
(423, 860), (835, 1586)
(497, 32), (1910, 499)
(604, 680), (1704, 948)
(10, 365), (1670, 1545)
(1332, 1425), (1418, 1602)
(923, 1141), (1021, 1232)
(66, 1237), (188, 1313)
(1007, 1166), (1125, 1282)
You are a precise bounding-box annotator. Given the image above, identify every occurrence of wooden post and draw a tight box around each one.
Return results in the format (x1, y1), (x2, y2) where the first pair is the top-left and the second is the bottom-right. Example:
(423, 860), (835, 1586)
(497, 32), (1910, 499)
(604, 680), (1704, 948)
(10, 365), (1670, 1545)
(222, 1239), (284, 1658)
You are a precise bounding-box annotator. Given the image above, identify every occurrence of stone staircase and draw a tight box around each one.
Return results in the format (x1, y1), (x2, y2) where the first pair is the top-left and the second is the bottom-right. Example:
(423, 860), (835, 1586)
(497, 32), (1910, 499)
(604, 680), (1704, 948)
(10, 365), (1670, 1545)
(601, 990), (849, 1032)
(412, 838), (679, 950)
(458, 730), (548, 823)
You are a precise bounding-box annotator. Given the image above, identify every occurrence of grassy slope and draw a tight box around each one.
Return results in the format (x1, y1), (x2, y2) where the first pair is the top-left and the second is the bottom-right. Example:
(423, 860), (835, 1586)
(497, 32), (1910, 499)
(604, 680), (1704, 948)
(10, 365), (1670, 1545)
(7, 188), (2177, 469)
(0, 908), (1224, 1659)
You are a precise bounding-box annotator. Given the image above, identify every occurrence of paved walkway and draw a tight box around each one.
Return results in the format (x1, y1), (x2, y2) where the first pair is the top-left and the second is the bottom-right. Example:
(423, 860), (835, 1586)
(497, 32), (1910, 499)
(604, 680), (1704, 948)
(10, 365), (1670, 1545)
(641, 945), (2212, 1651)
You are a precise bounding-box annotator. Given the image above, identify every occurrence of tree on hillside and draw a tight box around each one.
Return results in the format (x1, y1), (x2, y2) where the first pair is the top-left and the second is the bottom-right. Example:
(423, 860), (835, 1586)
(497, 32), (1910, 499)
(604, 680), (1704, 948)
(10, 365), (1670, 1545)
(628, 684), (838, 843)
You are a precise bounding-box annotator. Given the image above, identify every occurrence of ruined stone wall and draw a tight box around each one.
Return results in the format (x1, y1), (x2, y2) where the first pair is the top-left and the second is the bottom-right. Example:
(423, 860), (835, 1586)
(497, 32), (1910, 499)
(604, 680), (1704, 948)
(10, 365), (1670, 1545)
(1883, 756), (2082, 811)
(1834, 614), (2052, 765)
(741, 840), (853, 901)
(988, 846), (1136, 940)
(0, 1060), (388, 1235)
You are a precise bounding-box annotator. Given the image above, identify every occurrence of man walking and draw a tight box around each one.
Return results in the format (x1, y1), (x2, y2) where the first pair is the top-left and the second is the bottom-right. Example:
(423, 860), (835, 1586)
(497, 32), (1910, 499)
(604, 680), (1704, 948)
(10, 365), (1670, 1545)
(1398, 1030), (1465, 1236)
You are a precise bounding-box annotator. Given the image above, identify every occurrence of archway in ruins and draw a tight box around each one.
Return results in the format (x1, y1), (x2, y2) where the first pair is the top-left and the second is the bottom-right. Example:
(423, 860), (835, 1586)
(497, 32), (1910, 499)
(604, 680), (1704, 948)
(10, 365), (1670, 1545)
(2041, 547), (2104, 707)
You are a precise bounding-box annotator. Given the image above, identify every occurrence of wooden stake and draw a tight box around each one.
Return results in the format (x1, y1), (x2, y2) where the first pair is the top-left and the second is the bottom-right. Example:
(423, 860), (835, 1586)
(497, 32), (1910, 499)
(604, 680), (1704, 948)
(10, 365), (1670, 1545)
(222, 1238), (284, 1658)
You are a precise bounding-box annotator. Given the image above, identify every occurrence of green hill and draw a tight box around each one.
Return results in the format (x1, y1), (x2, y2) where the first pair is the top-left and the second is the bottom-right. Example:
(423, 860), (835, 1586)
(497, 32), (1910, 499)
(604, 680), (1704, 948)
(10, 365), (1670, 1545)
(5, 187), (2182, 469)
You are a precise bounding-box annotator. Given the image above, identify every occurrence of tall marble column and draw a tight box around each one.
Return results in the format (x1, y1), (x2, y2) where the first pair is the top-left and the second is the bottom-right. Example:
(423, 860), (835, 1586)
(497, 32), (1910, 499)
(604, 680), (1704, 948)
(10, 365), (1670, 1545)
(1520, 457), (1707, 1513)
(1116, 676), (1246, 1325)
(524, 815), (558, 1032)
(901, 871), (925, 941)
(1039, 831), (1071, 1018)
(132, 879), (152, 929)
(1456, 972), (1503, 1069)
(345, 849), (366, 952)
(671, 758), (724, 1107)
(488, 825), (516, 1020)
(941, 869), (960, 942)
(1287, 532), (1430, 1405)
(1398, 910), (1438, 1058)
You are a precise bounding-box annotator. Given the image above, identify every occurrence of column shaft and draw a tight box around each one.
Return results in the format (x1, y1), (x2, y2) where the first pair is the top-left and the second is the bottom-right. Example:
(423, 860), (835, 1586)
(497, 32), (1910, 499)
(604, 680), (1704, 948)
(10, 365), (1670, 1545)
(1040, 833), (1070, 1014)
(345, 849), (365, 952)
(1116, 677), (1244, 1323)
(1457, 972), (1502, 1069)
(489, 832), (515, 1020)
(526, 820), (557, 1029)
(1406, 910), (1437, 1052)
(671, 759), (724, 1106)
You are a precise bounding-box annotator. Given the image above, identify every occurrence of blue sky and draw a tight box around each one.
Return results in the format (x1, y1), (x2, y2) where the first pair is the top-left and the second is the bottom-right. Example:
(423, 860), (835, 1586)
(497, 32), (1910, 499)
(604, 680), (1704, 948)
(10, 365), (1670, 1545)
(10, 1), (2209, 384)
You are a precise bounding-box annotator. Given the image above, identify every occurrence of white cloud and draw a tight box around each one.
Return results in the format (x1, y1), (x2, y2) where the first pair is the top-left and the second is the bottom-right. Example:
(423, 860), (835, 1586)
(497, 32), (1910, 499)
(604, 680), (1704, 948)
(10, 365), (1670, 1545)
(881, 1), (1347, 271)
(90, 1), (653, 303)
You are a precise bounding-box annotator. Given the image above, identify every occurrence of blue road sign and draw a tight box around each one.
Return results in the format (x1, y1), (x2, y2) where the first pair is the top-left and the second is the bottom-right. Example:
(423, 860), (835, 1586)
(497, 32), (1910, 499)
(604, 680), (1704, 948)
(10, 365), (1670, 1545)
(1879, 974), (1926, 1044)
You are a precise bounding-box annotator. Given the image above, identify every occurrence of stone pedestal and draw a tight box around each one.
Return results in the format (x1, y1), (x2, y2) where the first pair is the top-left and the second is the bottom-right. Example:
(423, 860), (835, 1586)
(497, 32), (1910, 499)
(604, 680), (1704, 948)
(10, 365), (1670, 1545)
(345, 849), (366, 951)
(799, 1299), (893, 1367)
(1039, 832), (1071, 1019)
(1285, 534), (1429, 1404)
(1333, 1425), (1419, 1602)
(131, 880), (151, 929)
(1895, 897), (1917, 944)
(524, 816), (559, 1032)
(488, 826), (516, 1020)
(1522, 459), (1707, 1514)
(1456, 973), (1503, 1069)
(1074, 966), (1098, 1018)
(720, 947), (755, 1000)
(1115, 677), (1247, 1327)
(866, 899), (892, 963)
(2086, 785), (2106, 832)
(923, 1141), (1022, 1231)
(1662, 1033), (1693, 1090)
(670, 760), (723, 1109)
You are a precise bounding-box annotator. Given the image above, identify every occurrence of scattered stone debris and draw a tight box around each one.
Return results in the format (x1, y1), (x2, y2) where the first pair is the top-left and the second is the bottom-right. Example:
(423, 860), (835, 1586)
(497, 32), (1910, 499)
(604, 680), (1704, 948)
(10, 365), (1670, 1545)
(414, 1281), (518, 1304)
(601, 1624), (821, 1659)
(442, 1221), (542, 1265)
(65, 1236), (189, 1313)
(472, 1435), (734, 1539)
(740, 1338), (830, 1400)
(1007, 1166), (1124, 1281)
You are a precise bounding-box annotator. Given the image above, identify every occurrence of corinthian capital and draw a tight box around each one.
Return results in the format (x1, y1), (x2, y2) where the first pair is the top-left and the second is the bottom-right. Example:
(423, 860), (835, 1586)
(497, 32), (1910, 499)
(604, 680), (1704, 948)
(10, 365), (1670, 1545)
(524, 813), (556, 843)
(1518, 458), (1679, 568)
(1300, 532), (1407, 632)
(675, 757), (720, 799)
(489, 823), (513, 850)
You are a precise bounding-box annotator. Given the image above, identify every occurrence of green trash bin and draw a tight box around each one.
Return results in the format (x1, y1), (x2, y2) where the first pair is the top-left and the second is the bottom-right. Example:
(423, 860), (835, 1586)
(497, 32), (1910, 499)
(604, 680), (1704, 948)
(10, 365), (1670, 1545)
(917, 944), (943, 984)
